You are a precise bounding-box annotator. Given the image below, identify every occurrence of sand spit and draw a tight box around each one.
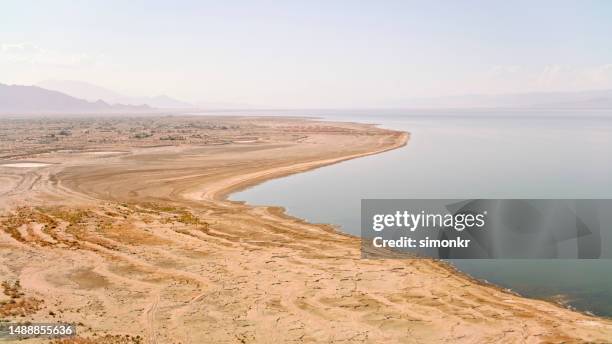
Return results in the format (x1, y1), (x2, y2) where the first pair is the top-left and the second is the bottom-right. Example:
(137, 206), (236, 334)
(0, 116), (611, 344)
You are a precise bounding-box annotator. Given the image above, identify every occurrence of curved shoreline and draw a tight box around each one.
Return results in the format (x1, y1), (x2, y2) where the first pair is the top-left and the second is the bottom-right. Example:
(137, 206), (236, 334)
(187, 131), (410, 202)
(4, 116), (612, 342)
(182, 122), (611, 323)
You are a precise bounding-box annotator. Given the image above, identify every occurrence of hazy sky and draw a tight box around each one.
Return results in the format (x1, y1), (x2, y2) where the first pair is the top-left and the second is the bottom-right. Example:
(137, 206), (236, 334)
(1, 0), (611, 107)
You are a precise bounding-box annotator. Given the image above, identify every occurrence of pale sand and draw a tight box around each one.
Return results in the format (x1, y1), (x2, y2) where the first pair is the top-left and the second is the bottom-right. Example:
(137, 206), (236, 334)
(85, 151), (126, 155)
(0, 117), (611, 344)
(1, 162), (51, 168)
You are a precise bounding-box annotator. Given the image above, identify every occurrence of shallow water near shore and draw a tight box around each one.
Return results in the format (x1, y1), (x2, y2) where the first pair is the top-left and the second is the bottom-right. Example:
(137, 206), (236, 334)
(230, 109), (612, 316)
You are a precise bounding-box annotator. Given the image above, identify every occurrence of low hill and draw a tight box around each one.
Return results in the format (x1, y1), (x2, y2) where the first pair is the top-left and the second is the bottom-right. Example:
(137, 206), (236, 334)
(37, 80), (194, 109)
(0, 83), (151, 114)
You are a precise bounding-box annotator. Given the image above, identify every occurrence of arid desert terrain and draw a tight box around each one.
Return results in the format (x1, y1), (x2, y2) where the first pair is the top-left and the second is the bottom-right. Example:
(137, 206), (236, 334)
(1, 115), (611, 343)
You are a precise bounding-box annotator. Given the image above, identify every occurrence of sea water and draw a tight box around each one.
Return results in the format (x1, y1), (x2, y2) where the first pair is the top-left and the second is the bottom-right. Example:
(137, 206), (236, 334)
(230, 109), (612, 316)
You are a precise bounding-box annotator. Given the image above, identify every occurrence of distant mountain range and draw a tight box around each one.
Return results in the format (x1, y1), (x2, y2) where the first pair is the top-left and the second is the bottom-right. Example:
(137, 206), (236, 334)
(2, 80), (611, 114)
(37, 80), (194, 109)
(397, 90), (612, 109)
(0, 83), (152, 114)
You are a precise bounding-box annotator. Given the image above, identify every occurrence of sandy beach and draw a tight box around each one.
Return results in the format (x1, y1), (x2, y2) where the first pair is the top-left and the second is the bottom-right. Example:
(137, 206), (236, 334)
(1, 116), (611, 343)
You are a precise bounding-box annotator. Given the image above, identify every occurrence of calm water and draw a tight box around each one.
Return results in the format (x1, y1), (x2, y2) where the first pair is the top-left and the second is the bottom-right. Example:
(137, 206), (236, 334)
(230, 109), (612, 316)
